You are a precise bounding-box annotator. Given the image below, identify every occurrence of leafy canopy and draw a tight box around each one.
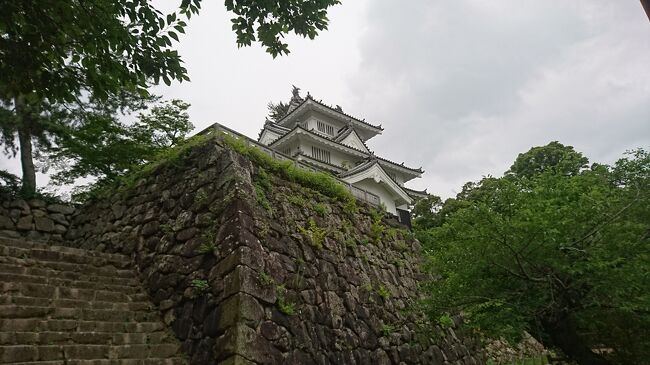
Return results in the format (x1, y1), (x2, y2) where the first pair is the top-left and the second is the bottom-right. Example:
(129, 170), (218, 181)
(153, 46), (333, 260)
(47, 99), (193, 188)
(1, 0), (339, 194)
(417, 143), (650, 364)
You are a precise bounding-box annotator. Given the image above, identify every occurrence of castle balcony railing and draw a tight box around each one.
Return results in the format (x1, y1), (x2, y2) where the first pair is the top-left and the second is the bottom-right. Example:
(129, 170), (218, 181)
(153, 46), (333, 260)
(200, 123), (381, 207)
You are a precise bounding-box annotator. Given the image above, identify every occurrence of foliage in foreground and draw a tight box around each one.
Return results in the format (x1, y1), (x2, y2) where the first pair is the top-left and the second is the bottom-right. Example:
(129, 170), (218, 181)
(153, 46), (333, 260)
(47, 99), (193, 188)
(415, 143), (649, 365)
(1, 0), (339, 194)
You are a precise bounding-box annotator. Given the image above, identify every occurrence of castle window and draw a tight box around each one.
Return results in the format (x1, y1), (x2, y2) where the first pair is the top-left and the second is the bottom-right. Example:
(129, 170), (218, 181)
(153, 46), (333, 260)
(282, 147), (291, 155)
(316, 120), (335, 136)
(311, 146), (331, 164)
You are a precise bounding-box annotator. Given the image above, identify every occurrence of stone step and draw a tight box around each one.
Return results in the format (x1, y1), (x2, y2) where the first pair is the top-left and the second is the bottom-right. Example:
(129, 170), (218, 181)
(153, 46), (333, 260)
(0, 238), (186, 364)
(0, 256), (135, 279)
(0, 331), (177, 346)
(0, 305), (161, 322)
(0, 262), (141, 286)
(0, 237), (129, 264)
(0, 245), (129, 270)
(0, 282), (149, 302)
(0, 272), (142, 293)
(0, 296), (155, 312)
(0, 344), (182, 363)
(0, 319), (166, 333)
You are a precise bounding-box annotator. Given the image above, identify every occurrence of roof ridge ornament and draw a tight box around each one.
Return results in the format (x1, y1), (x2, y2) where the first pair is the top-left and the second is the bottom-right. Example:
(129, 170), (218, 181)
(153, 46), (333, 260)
(287, 85), (304, 113)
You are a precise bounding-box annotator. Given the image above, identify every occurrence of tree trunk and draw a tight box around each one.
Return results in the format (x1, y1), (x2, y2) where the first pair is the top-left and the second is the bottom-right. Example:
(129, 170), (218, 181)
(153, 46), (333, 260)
(14, 96), (37, 196)
(544, 315), (612, 365)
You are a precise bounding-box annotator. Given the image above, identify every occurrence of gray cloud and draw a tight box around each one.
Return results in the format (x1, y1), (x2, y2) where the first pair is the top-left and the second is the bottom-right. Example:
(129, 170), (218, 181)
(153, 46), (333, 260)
(345, 0), (650, 197)
(2, 1), (648, 200)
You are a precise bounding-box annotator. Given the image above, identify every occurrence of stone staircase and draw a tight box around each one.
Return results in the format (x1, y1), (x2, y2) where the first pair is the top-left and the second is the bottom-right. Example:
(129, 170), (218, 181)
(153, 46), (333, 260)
(0, 237), (187, 364)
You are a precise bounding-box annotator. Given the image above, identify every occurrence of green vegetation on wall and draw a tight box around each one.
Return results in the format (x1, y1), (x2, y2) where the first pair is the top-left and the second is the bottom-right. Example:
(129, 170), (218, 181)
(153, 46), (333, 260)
(415, 143), (650, 365)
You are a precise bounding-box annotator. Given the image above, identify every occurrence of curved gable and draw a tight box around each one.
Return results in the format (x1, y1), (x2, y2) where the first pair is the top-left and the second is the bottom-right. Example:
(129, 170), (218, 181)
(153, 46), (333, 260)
(339, 130), (370, 153)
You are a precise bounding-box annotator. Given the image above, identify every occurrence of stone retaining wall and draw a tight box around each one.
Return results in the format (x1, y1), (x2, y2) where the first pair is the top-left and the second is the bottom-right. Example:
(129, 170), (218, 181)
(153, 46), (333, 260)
(62, 136), (484, 364)
(0, 198), (75, 242)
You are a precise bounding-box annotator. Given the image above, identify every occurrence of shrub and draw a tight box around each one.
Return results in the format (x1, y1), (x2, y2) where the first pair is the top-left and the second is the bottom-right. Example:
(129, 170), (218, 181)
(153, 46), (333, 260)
(297, 218), (328, 249)
(276, 285), (296, 315)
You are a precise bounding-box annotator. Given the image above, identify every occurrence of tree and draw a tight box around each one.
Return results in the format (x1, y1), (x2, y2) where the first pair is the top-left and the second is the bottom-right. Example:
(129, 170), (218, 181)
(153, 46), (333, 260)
(417, 145), (650, 365)
(47, 99), (193, 189)
(411, 194), (443, 230)
(227, 0), (341, 57)
(507, 141), (589, 178)
(132, 99), (193, 149)
(0, 0), (340, 195)
(267, 101), (290, 122)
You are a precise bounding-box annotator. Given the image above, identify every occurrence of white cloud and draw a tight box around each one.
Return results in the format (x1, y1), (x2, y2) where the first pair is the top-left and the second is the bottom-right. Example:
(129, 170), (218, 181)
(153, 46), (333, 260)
(345, 0), (650, 197)
(2, 1), (648, 200)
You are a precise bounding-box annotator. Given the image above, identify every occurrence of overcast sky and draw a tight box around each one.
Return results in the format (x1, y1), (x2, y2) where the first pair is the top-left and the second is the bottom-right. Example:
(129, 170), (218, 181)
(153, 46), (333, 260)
(3, 0), (649, 198)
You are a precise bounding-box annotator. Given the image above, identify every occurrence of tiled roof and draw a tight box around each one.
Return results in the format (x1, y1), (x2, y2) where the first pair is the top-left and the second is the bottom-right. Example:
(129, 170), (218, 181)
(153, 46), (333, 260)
(271, 125), (423, 175)
(404, 186), (428, 198)
(338, 158), (412, 203)
(257, 120), (290, 140)
(339, 157), (406, 189)
(294, 152), (345, 174)
(334, 125), (373, 152)
(276, 96), (384, 132)
(338, 158), (376, 178)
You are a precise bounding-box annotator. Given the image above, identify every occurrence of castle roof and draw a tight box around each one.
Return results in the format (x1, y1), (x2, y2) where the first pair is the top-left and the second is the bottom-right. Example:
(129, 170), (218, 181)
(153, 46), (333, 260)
(269, 125), (423, 177)
(339, 158), (413, 205)
(276, 96), (384, 137)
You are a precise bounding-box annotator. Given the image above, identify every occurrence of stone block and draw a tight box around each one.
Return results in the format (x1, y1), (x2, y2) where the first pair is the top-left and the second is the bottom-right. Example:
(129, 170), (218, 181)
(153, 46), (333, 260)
(0, 230), (20, 238)
(9, 199), (30, 213)
(176, 227), (198, 242)
(16, 216), (33, 231)
(218, 355), (256, 365)
(215, 323), (282, 364)
(34, 217), (55, 232)
(217, 293), (264, 332)
(31, 209), (47, 217)
(223, 265), (276, 304)
(0, 215), (15, 229)
(47, 204), (76, 215)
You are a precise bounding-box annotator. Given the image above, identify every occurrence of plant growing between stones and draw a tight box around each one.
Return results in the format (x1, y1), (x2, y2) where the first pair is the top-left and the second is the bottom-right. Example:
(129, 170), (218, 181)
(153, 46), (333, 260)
(254, 167), (273, 214)
(438, 314), (454, 329)
(258, 271), (275, 286)
(193, 189), (208, 205)
(255, 183), (272, 213)
(196, 242), (216, 255)
(394, 240), (408, 252)
(258, 221), (270, 238)
(314, 202), (329, 216)
(191, 279), (209, 293)
(287, 194), (307, 207)
(222, 133), (356, 205)
(381, 323), (396, 336)
(160, 223), (174, 235)
(342, 198), (358, 218)
(369, 208), (386, 243)
(297, 218), (327, 249)
(376, 285), (391, 300)
(276, 284), (296, 316)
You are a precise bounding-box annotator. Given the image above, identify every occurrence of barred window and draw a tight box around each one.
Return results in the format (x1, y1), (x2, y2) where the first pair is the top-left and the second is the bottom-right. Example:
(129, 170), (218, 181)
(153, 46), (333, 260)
(316, 120), (335, 135)
(311, 146), (331, 163)
(282, 147), (291, 155)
